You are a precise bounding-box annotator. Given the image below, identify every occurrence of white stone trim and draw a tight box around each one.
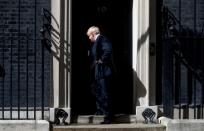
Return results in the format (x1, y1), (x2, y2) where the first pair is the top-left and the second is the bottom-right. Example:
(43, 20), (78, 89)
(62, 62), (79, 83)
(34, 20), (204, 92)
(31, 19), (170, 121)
(132, 0), (150, 106)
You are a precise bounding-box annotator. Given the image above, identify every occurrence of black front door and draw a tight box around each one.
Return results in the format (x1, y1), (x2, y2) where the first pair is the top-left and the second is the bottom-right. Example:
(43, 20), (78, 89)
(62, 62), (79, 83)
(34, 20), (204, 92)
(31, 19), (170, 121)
(71, 0), (133, 115)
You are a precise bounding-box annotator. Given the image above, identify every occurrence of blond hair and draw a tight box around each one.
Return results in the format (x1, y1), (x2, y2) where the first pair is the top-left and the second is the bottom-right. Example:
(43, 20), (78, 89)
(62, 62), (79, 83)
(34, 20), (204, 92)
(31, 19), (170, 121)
(86, 26), (100, 36)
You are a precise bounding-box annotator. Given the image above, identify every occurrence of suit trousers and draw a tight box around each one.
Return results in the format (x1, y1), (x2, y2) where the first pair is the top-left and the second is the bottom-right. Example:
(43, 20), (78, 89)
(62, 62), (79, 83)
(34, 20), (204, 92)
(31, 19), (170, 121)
(94, 75), (114, 119)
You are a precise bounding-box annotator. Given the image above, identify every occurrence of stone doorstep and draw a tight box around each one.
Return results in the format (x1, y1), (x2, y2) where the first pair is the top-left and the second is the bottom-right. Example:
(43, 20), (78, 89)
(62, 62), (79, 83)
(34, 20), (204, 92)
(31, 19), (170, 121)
(159, 117), (204, 131)
(52, 123), (166, 131)
(0, 120), (49, 131)
(76, 115), (104, 124)
(73, 114), (136, 124)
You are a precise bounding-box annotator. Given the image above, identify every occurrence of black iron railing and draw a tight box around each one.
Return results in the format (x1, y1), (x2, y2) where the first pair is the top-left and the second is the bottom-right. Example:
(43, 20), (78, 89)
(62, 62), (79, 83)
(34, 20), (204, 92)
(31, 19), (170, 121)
(0, 7), (51, 120)
(161, 5), (204, 119)
(0, 33), (50, 120)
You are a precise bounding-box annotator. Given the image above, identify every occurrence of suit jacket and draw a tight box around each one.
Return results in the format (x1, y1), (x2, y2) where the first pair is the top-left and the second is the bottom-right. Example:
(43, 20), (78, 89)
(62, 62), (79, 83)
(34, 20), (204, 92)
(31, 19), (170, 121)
(90, 35), (114, 80)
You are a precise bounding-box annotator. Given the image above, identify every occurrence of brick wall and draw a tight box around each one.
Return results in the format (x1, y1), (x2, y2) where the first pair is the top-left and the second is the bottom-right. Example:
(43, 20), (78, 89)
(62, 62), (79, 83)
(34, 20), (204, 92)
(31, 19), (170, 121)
(163, 0), (204, 33)
(162, 0), (204, 108)
(0, 0), (51, 107)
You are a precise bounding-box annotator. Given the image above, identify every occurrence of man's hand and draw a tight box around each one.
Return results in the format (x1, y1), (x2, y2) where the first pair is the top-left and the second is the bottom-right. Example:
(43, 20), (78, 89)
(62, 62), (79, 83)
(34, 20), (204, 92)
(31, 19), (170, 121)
(96, 59), (103, 64)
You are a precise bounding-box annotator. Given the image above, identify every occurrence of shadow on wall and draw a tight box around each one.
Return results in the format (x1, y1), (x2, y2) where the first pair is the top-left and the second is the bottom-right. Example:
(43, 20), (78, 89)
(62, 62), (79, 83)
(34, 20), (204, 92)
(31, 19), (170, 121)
(133, 70), (146, 106)
(42, 8), (71, 70)
(137, 27), (149, 53)
(41, 6), (71, 107)
(132, 27), (150, 106)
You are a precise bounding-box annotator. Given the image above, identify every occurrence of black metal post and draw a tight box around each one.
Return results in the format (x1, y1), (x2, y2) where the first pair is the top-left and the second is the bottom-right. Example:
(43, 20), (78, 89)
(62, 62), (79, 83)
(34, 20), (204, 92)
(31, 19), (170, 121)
(18, 0), (21, 120)
(193, 0), (197, 118)
(34, 0), (37, 120)
(162, 38), (174, 118)
(2, 25), (5, 120)
(178, 0), (182, 119)
(10, 36), (13, 119)
(41, 11), (45, 119)
(202, 38), (204, 118)
(26, 27), (29, 119)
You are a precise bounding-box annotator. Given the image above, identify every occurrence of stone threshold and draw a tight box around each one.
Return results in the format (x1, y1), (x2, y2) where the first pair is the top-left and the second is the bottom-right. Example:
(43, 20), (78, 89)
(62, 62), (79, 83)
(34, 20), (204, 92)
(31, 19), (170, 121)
(51, 123), (165, 131)
(71, 114), (136, 124)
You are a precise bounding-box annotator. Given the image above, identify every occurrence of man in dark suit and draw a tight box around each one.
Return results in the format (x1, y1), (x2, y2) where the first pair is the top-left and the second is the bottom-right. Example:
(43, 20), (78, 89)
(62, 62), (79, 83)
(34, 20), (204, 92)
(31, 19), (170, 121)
(87, 26), (115, 124)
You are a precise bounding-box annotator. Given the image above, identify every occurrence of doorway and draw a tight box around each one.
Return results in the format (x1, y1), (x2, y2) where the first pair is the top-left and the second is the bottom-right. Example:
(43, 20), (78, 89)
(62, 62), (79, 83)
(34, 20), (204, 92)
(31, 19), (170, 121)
(71, 0), (133, 116)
